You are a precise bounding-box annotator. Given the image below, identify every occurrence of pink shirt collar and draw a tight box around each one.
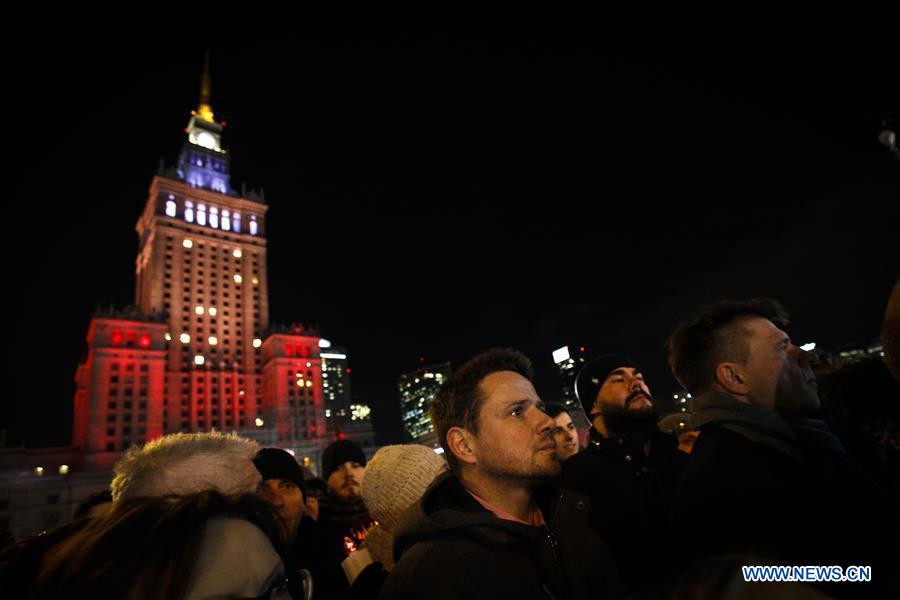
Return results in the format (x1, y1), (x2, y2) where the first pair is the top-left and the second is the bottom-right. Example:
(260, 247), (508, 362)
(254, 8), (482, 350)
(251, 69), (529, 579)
(466, 489), (546, 526)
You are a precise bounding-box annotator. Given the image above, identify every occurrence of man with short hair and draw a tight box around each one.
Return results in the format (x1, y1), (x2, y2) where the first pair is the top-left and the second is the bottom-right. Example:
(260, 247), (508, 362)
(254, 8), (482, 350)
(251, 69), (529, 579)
(543, 402), (581, 461)
(667, 299), (897, 598)
(380, 348), (622, 600)
(559, 354), (685, 593)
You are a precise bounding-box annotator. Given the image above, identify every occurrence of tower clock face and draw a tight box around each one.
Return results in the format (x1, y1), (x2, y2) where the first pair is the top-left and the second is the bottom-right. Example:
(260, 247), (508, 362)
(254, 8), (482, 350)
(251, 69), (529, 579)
(196, 131), (217, 150)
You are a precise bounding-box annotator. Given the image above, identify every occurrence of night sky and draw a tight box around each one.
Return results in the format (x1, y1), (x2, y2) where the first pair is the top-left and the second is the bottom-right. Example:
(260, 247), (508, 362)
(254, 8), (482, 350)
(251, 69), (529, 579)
(7, 13), (899, 448)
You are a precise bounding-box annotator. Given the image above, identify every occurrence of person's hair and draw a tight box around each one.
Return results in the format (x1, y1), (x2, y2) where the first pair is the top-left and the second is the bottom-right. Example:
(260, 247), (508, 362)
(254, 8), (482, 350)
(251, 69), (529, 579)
(111, 431), (260, 503)
(430, 348), (534, 472)
(33, 491), (283, 600)
(667, 298), (789, 394)
(542, 402), (570, 419)
(71, 490), (113, 521)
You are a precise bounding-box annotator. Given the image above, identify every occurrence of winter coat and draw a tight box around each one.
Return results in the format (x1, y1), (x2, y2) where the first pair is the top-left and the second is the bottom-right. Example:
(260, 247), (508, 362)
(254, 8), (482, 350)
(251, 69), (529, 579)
(378, 472), (623, 600)
(671, 390), (900, 599)
(559, 427), (685, 593)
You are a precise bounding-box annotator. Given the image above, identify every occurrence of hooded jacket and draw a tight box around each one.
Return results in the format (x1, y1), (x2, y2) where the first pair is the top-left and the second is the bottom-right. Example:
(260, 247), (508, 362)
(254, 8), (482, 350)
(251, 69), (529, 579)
(671, 390), (899, 599)
(378, 472), (622, 600)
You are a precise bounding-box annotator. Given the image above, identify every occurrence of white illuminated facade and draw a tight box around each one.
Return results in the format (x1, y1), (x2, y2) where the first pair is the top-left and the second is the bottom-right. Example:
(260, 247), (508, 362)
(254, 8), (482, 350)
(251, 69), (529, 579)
(398, 362), (451, 442)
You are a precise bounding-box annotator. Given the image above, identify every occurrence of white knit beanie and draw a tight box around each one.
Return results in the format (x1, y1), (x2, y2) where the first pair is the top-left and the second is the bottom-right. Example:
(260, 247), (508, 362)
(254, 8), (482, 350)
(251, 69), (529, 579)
(361, 444), (447, 531)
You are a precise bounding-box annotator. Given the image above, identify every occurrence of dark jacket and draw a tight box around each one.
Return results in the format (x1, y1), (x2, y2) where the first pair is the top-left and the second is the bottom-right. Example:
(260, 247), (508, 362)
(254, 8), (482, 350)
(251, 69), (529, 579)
(559, 427), (685, 593)
(671, 391), (899, 599)
(378, 472), (622, 600)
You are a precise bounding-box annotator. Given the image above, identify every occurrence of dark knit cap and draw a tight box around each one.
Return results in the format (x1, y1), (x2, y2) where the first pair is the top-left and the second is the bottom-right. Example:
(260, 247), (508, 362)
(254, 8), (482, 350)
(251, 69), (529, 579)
(253, 448), (305, 493)
(575, 354), (636, 417)
(321, 439), (367, 479)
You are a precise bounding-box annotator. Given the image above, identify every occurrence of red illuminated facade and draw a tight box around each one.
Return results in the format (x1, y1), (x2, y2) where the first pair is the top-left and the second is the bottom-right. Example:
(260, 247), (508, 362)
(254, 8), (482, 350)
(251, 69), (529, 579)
(72, 64), (331, 469)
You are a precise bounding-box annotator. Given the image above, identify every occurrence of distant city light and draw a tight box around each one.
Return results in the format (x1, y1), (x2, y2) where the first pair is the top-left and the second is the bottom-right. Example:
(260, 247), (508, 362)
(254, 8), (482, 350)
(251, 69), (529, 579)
(59, 465), (69, 475)
(800, 342), (816, 351)
(319, 339), (332, 348)
(351, 404), (372, 420)
(552, 346), (571, 364)
(320, 352), (347, 360)
(34, 466), (44, 476)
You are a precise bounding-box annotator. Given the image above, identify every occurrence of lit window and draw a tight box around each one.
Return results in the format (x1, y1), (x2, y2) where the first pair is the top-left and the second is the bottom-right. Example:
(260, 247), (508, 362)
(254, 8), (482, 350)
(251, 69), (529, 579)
(195, 305), (204, 315)
(253, 338), (262, 348)
(34, 466), (44, 476)
(183, 239), (193, 249)
(233, 274), (242, 284)
(194, 355), (205, 365)
(197, 204), (207, 226)
(249, 215), (258, 236)
(251, 276), (259, 285)
(233, 212), (241, 233)
(233, 249), (242, 258)
(210, 206), (219, 229)
(255, 417), (264, 427)
(208, 307), (217, 316)
(305, 380), (313, 388)
(180, 333), (191, 344)
(59, 465), (69, 475)
(164, 332), (172, 341)
(209, 336), (218, 346)
(165, 200), (177, 217)
(185, 200), (194, 223)
(222, 209), (231, 231)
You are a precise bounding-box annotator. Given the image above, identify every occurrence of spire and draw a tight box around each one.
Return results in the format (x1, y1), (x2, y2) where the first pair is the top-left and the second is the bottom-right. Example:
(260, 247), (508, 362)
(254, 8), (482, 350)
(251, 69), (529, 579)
(196, 52), (215, 123)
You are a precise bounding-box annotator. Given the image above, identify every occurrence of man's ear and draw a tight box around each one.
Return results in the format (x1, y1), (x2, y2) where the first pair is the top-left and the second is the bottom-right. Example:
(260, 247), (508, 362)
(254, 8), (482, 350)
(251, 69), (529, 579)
(715, 362), (750, 396)
(446, 427), (477, 466)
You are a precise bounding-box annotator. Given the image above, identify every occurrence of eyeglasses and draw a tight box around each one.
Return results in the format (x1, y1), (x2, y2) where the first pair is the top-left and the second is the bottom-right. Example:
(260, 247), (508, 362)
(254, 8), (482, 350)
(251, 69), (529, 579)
(264, 568), (313, 600)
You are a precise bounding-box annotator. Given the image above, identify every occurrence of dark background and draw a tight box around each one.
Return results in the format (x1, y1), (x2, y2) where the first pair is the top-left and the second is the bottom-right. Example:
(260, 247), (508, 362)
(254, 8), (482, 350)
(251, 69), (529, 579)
(6, 12), (899, 447)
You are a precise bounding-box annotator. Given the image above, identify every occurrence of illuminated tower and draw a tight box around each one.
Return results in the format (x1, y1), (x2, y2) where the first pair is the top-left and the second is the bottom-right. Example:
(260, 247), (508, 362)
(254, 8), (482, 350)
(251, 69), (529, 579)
(73, 57), (330, 469)
(134, 57), (270, 439)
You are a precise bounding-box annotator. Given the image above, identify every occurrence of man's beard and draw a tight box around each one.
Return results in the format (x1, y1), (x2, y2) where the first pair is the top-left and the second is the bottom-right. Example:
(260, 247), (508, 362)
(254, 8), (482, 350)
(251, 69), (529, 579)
(601, 393), (659, 436)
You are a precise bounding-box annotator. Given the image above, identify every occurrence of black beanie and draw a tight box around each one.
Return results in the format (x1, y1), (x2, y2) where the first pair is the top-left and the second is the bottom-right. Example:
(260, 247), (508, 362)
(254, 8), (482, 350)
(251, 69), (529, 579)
(253, 448), (305, 494)
(575, 354), (636, 417)
(321, 439), (367, 479)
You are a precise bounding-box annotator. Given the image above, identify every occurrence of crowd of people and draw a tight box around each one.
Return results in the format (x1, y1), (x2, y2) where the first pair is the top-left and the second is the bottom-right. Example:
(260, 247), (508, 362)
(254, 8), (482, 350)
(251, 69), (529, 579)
(1, 291), (898, 599)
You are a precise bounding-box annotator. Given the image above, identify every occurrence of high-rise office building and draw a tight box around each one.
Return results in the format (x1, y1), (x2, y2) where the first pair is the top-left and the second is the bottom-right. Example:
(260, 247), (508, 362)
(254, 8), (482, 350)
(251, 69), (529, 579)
(398, 362), (451, 444)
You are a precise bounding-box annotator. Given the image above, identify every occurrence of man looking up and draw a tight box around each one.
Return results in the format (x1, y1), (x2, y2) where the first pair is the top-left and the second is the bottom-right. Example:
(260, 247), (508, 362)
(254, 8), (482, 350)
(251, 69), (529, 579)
(380, 348), (622, 600)
(667, 298), (897, 598)
(559, 354), (685, 594)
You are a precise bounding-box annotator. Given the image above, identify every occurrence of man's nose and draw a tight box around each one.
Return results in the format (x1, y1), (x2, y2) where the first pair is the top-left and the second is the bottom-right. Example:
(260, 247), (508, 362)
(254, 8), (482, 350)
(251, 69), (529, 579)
(263, 487), (283, 506)
(534, 410), (553, 435)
